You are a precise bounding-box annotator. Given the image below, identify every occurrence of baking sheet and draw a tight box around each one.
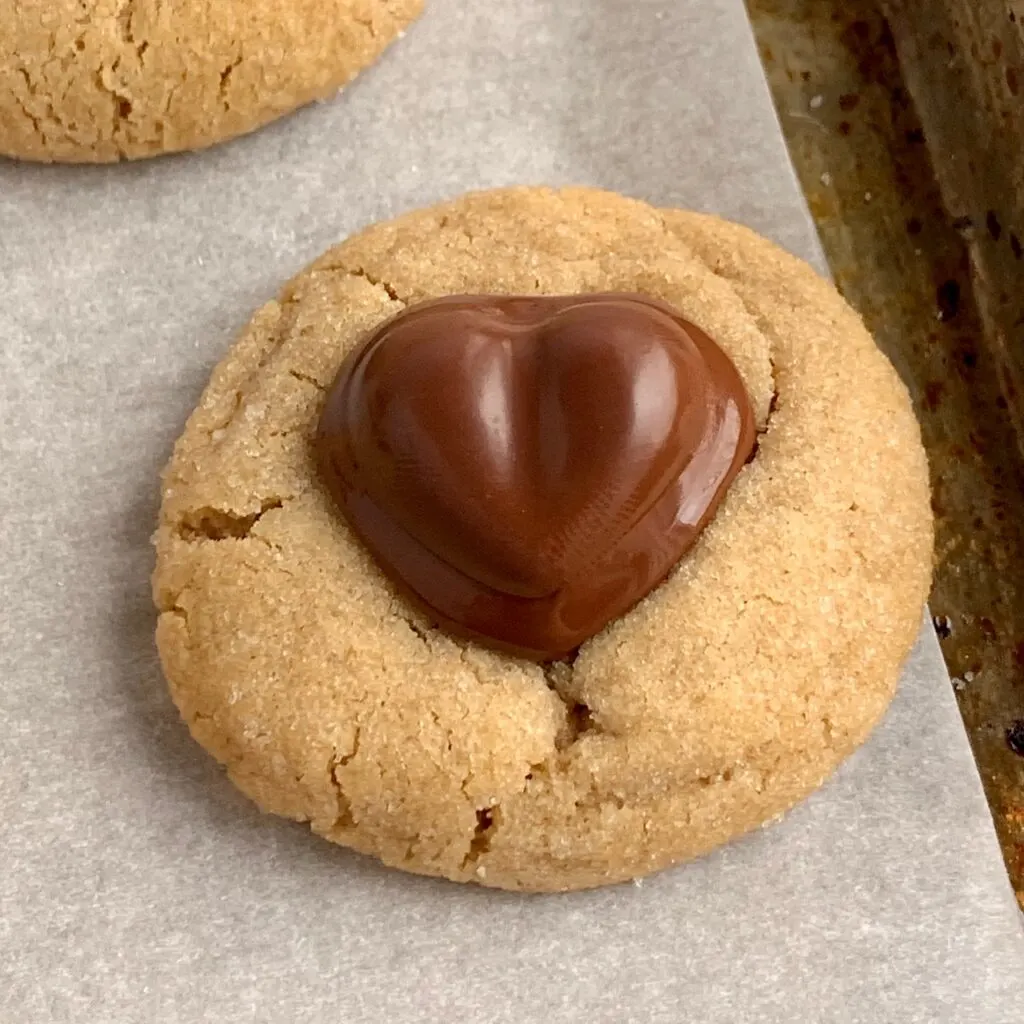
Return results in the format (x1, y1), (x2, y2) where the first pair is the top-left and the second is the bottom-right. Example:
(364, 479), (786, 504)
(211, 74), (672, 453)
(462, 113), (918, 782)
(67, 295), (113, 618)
(1, 0), (1022, 1020)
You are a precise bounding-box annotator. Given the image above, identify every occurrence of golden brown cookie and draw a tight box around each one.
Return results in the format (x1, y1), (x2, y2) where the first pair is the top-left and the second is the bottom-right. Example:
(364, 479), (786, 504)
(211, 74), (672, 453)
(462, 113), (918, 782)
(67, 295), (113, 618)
(152, 187), (934, 892)
(0, 0), (422, 163)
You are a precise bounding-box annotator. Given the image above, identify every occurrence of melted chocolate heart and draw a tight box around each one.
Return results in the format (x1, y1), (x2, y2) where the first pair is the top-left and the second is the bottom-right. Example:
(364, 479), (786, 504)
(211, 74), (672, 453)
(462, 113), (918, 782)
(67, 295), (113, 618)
(316, 294), (755, 659)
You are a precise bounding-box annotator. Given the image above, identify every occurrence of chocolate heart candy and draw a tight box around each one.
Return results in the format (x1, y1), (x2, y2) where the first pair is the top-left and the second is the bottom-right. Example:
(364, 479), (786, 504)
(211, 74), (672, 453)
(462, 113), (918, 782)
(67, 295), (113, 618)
(316, 294), (755, 659)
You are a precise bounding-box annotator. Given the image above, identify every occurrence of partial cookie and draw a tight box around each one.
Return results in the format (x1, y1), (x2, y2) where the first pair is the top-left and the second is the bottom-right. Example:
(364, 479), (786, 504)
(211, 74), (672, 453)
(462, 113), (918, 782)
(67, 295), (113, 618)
(0, 0), (422, 163)
(153, 187), (934, 892)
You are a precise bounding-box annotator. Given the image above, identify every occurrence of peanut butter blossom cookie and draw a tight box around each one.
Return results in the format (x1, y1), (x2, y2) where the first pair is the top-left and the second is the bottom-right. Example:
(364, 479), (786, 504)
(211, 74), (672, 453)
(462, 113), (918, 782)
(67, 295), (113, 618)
(153, 187), (934, 892)
(0, 0), (422, 162)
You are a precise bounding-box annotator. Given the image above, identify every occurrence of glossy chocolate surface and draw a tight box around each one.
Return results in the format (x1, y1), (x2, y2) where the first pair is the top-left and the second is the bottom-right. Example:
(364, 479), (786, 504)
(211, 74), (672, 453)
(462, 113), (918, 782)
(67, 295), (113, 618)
(316, 294), (756, 659)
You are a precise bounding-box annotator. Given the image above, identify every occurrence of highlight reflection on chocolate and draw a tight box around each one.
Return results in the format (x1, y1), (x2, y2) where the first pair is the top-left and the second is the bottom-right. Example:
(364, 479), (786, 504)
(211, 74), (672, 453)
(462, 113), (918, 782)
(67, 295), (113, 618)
(316, 294), (756, 660)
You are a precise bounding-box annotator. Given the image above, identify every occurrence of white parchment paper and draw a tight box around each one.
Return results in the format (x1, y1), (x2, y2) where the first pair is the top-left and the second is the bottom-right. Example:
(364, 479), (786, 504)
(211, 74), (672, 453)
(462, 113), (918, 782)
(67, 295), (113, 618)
(2, 2), (1022, 1021)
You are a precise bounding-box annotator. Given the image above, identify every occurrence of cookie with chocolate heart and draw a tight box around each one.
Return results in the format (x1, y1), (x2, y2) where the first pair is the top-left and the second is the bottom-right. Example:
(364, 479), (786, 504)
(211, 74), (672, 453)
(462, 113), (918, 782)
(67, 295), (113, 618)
(153, 186), (933, 892)
(0, 0), (421, 163)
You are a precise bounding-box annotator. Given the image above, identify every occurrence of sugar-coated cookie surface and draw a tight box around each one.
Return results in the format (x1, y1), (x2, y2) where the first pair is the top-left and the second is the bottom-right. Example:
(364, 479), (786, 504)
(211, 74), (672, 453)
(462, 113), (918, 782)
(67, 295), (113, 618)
(0, 0), (422, 163)
(153, 187), (933, 892)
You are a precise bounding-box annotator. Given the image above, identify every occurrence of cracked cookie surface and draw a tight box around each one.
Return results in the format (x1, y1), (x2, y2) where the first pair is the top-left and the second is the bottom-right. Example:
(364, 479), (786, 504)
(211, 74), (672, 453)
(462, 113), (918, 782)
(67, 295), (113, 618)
(152, 187), (933, 892)
(0, 0), (422, 163)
